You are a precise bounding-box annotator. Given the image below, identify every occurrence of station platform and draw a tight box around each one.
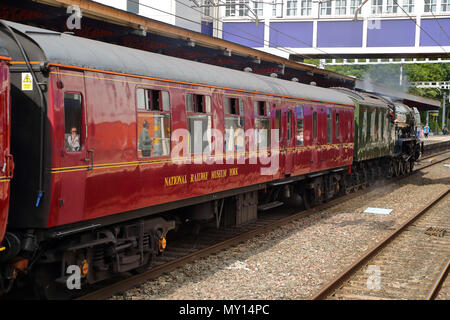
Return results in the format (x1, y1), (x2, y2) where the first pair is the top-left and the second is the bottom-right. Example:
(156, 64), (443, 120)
(421, 135), (450, 145)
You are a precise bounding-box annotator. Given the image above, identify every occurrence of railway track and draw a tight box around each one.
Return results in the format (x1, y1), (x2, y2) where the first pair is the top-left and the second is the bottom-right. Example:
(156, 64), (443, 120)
(75, 150), (450, 300)
(311, 189), (450, 300)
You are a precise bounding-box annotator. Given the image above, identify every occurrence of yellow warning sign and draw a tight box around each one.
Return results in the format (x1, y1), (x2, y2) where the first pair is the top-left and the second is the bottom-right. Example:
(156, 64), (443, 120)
(22, 72), (33, 91)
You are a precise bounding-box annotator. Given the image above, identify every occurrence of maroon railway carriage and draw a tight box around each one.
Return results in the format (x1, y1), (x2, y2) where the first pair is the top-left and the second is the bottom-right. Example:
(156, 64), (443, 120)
(0, 21), (354, 293)
(0, 49), (12, 249)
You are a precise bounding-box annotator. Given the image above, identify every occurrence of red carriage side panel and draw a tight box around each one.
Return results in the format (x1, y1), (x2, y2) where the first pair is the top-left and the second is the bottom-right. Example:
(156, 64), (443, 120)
(0, 57), (12, 245)
(46, 65), (355, 229)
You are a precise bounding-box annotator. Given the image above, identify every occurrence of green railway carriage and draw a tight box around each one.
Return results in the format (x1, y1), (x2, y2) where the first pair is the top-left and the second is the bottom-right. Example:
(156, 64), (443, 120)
(333, 88), (398, 190)
(352, 94), (395, 162)
(334, 88), (395, 162)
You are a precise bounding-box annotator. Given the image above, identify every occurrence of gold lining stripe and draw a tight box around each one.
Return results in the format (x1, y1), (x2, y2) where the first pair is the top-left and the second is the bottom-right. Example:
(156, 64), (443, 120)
(50, 143), (353, 173)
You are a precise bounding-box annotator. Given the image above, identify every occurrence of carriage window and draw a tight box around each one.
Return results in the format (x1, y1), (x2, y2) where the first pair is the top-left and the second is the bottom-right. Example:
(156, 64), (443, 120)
(186, 93), (211, 113)
(384, 114), (389, 142)
(225, 97), (245, 153)
(362, 110), (367, 143)
(335, 112), (340, 140)
(378, 112), (382, 141)
(224, 97), (242, 115)
(275, 109), (281, 144)
(64, 93), (83, 153)
(296, 106), (304, 146)
(137, 88), (170, 111)
(255, 118), (270, 150)
(187, 93), (212, 154)
(326, 108), (332, 144)
(188, 115), (212, 154)
(371, 111), (376, 141)
(225, 117), (245, 153)
(313, 111), (317, 140)
(254, 101), (268, 116)
(137, 89), (171, 158)
(162, 91), (170, 111)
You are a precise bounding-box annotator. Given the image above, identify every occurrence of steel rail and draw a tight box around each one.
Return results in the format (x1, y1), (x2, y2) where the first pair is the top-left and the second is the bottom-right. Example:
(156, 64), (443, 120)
(426, 259), (450, 300)
(77, 151), (450, 300)
(311, 188), (450, 300)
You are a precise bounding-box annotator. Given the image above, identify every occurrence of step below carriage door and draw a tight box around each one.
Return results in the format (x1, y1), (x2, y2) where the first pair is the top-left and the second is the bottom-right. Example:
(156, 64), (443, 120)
(57, 70), (88, 224)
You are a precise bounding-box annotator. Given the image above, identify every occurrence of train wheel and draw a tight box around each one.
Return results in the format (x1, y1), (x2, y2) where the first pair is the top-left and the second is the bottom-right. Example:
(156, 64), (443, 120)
(393, 160), (400, 177)
(405, 161), (411, 174)
(409, 161), (414, 172)
(399, 160), (406, 176)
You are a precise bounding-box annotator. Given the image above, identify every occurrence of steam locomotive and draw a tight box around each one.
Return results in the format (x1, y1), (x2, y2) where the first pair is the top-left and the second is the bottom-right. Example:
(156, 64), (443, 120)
(0, 21), (421, 297)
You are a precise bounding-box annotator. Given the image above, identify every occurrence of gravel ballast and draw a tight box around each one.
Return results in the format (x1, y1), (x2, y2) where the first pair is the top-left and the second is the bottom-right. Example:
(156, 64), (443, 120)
(112, 157), (450, 300)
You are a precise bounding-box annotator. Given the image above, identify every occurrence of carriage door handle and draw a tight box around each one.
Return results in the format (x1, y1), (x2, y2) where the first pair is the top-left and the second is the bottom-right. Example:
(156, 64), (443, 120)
(84, 150), (94, 170)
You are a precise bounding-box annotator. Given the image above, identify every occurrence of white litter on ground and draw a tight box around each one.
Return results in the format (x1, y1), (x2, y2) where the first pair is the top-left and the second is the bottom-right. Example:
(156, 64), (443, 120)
(444, 164), (450, 168)
(363, 207), (393, 215)
(226, 261), (251, 271)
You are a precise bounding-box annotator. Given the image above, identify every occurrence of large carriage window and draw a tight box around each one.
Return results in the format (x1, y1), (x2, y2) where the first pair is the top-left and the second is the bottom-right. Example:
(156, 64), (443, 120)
(326, 108), (332, 144)
(225, 97), (245, 153)
(137, 88), (171, 158)
(296, 106), (304, 146)
(64, 93), (82, 153)
(187, 93), (212, 154)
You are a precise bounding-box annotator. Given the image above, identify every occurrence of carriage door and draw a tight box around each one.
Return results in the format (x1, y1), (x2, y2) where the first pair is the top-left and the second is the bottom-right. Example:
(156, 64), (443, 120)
(0, 59), (11, 241)
(284, 109), (294, 175)
(317, 106), (327, 169)
(57, 70), (88, 224)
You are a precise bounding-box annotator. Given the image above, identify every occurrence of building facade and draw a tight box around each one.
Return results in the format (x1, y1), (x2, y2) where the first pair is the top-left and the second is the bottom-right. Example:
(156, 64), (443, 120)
(217, 0), (450, 58)
(92, 0), (206, 33)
